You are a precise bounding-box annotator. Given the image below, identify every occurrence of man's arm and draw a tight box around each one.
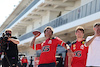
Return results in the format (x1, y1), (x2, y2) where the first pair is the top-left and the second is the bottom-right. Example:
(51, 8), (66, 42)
(8, 38), (19, 44)
(86, 36), (96, 46)
(30, 33), (40, 47)
(67, 49), (74, 67)
(30, 37), (36, 48)
(63, 44), (74, 67)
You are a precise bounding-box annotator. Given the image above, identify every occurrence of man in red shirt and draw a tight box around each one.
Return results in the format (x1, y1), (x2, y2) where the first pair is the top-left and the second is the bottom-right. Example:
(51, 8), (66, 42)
(21, 55), (28, 67)
(68, 26), (88, 67)
(30, 26), (71, 67)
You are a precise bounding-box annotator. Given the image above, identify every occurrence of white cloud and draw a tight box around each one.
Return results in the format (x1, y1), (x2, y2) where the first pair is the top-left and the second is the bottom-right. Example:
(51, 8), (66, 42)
(0, 0), (21, 26)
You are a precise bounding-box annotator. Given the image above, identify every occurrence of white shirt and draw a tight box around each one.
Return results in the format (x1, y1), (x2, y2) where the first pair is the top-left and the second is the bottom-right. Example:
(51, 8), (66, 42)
(86, 36), (100, 66)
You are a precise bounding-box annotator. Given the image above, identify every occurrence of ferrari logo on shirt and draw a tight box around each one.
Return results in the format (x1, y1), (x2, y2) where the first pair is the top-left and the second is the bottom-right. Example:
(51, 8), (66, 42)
(73, 44), (76, 50)
(48, 40), (52, 44)
(80, 45), (84, 49)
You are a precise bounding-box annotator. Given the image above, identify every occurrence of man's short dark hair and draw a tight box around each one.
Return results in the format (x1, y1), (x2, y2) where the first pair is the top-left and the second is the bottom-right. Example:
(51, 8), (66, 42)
(93, 22), (100, 27)
(75, 26), (84, 33)
(44, 26), (54, 34)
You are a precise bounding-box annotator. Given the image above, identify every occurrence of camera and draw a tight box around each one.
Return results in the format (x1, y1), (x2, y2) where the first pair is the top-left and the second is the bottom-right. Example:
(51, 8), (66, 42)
(0, 33), (11, 52)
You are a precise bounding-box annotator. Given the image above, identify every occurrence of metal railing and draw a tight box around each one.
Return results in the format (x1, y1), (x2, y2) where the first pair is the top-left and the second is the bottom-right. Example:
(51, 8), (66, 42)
(19, 0), (100, 41)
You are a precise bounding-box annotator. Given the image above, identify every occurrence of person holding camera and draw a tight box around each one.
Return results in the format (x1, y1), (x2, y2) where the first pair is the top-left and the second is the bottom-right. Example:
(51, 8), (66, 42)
(1, 29), (19, 67)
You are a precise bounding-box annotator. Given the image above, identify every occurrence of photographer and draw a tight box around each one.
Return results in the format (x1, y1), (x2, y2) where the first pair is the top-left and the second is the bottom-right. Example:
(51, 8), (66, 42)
(0, 29), (19, 67)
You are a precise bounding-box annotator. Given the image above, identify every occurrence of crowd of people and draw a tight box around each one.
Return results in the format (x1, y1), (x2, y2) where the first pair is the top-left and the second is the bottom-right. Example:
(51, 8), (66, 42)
(31, 22), (100, 67)
(0, 22), (100, 67)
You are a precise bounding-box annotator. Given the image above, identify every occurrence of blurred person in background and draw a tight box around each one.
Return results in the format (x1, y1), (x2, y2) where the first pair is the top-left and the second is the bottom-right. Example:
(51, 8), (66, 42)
(29, 56), (33, 67)
(21, 55), (28, 67)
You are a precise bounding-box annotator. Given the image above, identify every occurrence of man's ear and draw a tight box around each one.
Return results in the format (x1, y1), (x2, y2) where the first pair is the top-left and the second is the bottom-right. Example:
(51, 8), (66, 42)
(93, 27), (95, 31)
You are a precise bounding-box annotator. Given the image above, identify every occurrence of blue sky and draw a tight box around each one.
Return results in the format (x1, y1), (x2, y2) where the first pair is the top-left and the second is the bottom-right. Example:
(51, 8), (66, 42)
(0, 0), (21, 26)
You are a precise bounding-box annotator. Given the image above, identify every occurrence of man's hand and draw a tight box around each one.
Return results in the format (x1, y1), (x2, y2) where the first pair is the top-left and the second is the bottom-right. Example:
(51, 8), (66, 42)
(7, 38), (12, 41)
(7, 38), (19, 44)
(67, 50), (74, 57)
(68, 65), (72, 67)
(35, 33), (41, 38)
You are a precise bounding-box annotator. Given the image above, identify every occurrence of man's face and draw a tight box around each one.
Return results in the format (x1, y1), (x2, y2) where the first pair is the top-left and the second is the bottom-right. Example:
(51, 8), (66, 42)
(94, 25), (100, 36)
(75, 30), (84, 38)
(44, 29), (53, 37)
(6, 31), (12, 36)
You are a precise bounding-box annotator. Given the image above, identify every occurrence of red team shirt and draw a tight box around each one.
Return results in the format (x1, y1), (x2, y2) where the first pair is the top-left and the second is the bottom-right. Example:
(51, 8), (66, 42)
(21, 57), (28, 64)
(71, 40), (88, 67)
(32, 37), (65, 65)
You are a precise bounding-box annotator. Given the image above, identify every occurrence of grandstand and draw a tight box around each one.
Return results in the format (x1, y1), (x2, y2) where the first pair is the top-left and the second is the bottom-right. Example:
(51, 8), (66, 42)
(0, 0), (100, 66)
